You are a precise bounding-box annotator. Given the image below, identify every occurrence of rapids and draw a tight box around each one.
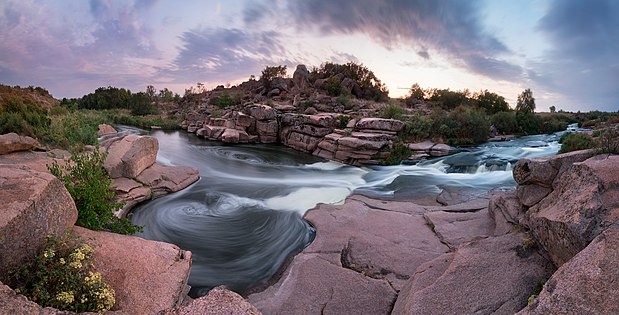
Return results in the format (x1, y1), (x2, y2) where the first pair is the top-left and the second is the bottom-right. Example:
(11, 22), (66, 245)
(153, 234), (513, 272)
(127, 127), (564, 296)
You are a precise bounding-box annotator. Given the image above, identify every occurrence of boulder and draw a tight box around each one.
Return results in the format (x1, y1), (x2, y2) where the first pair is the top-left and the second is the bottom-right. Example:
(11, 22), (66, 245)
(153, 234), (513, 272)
(526, 154), (619, 266)
(97, 124), (117, 137)
(488, 191), (525, 235)
(0, 281), (66, 315)
(221, 128), (249, 143)
(339, 77), (362, 97)
(0, 133), (39, 155)
(255, 120), (278, 143)
(512, 149), (593, 187)
(516, 184), (552, 207)
(392, 233), (555, 315)
(423, 207), (494, 249)
(355, 118), (405, 132)
(518, 224), (619, 315)
(303, 106), (318, 115)
(248, 104), (277, 121)
(162, 286), (260, 315)
(408, 141), (434, 152)
(73, 226), (192, 315)
(112, 177), (151, 217)
(104, 135), (158, 179)
(337, 137), (388, 151)
(292, 64), (310, 90)
(135, 164), (199, 198)
(0, 165), (77, 279)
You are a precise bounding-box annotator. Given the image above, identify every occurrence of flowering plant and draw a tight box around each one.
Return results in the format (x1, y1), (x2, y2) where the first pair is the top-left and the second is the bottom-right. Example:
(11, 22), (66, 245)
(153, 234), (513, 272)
(8, 233), (115, 313)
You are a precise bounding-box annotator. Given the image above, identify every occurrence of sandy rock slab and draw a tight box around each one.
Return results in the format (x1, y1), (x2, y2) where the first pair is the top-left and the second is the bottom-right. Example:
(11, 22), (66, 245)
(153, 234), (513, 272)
(0, 132), (40, 155)
(393, 233), (555, 315)
(0, 165), (77, 278)
(162, 286), (260, 315)
(73, 226), (192, 315)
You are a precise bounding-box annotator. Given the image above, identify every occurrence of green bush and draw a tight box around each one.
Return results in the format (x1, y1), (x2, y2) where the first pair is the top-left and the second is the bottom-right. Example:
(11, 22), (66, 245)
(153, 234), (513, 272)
(8, 233), (115, 312)
(379, 104), (406, 120)
(382, 141), (412, 165)
(559, 132), (596, 153)
(406, 113), (433, 141)
(339, 115), (352, 129)
(0, 97), (51, 139)
(595, 128), (619, 154)
(48, 150), (141, 235)
(491, 111), (519, 135)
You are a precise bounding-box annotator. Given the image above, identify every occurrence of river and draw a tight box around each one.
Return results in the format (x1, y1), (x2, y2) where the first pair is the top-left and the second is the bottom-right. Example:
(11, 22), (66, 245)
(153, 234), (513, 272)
(126, 127), (564, 296)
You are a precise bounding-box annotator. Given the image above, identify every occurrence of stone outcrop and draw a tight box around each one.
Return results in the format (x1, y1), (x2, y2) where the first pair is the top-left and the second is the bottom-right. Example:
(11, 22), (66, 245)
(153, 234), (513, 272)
(102, 135), (199, 215)
(0, 132), (39, 155)
(74, 226), (192, 315)
(97, 124), (117, 137)
(408, 140), (454, 159)
(393, 233), (555, 315)
(162, 286), (260, 315)
(0, 165), (77, 279)
(518, 224), (619, 314)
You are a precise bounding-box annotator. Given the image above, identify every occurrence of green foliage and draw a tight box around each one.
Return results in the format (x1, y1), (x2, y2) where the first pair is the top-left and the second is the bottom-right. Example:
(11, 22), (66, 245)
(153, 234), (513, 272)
(450, 106), (490, 145)
(427, 88), (472, 109)
(311, 61), (389, 101)
(549, 105), (556, 113)
(408, 83), (425, 101)
(79, 86), (132, 110)
(215, 91), (242, 109)
(379, 104), (406, 120)
(491, 111), (519, 135)
(339, 115), (352, 129)
(475, 90), (510, 114)
(516, 111), (542, 135)
(539, 115), (569, 134)
(130, 92), (157, 116)
(0, 95), (51, 139)
(8, 233), (115, 312)
(48, 150), (141, 235)
(46, 111), (105, 149)
(406, 113), (433, 141)
(559, 132), (596, 153)
(516, 88), (536, 113)
(336, 94), (351, 108)
(260, 65), (287, 92)
(594, 128), (619, 154)
(326, 77), (341, 96)
(382, 141), (412, 165)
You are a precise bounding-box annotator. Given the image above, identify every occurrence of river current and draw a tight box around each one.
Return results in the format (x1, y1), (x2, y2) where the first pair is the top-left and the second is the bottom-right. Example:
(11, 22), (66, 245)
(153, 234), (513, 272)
(125, 126), (565, 296)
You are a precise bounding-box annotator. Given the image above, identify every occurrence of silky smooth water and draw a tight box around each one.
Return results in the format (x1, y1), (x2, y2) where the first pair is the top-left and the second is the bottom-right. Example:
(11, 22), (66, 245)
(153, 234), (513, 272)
(127, 127), (563, 296)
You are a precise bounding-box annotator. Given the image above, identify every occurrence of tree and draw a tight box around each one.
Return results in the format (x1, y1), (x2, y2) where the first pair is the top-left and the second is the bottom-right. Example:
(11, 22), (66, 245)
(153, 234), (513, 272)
(129, 92), (155, 116)
(146, 85), (156, 100)
(409, 83), (425, 101)
(549, 105), (556, 113)
(260, 65), (287, 93)
(516, 88), (535, 113)
(475, 90), (510, 114)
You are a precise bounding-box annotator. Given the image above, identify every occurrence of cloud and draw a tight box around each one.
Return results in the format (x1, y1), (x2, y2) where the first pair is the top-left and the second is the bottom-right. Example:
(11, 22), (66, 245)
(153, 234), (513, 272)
(534, 0), (619, 111)
(164, 28), (291, 84)
(282, 0), (522, 81)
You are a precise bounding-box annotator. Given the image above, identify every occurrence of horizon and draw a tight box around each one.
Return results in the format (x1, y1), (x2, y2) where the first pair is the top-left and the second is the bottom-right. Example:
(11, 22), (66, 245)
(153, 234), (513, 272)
(0, 0), (618, 112)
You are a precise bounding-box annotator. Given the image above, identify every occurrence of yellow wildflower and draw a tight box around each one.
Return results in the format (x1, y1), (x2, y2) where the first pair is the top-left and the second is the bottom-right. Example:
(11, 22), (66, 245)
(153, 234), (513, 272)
(69, 260), (82, 269)
(59, 258), (65, 265)
(43, 249), (55, 258)
(56, 291), (75, 305)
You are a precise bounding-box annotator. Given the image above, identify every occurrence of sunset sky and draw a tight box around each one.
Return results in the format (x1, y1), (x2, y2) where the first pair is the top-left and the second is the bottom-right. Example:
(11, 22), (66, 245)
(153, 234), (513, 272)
(0, 0), (617, 112)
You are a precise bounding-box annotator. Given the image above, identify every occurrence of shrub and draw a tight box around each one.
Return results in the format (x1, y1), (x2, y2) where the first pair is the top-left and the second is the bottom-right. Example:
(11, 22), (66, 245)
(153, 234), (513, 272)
(406, 113), (433, 141)
(491, 111), (519, 135)
(382, 141), (411, 165)
(595, 128), (619, 154)
(379, 104), (406, 120)
(48, 150), (141, 235)
(339, 115), (352, 129)
(559, 132), (596, 153)
(8, 233), (115, 312)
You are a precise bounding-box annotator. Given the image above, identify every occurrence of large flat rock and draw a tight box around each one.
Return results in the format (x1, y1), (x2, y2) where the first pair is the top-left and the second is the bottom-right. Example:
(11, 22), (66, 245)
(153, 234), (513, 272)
(0, 133), (39, 155)
(0, 165), (77, 279)
(393, 233), (555, 315)
(104, 135), (158, 179)
(162, 286), (260, 315)
(73, 226), (192, 315)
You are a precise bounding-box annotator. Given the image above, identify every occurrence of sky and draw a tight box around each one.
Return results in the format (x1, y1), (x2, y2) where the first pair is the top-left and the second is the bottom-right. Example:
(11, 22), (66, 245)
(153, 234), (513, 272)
(0, 0), (617, 112)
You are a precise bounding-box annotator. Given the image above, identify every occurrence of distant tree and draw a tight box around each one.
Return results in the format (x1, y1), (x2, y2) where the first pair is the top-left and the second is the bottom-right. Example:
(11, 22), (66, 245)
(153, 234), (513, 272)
(146, 85), (156, 100)
(129, 92), (155, 116)
(475, 90), (510, 114)
(409, 83), (425, 101)
(260, 65), (287, 92)
(549, 105), (556, 113)
(516, 88), (535, 113)
(158, 88), (175, 102)
(428, 88), (471, 109)
(310, 62), (389, 101)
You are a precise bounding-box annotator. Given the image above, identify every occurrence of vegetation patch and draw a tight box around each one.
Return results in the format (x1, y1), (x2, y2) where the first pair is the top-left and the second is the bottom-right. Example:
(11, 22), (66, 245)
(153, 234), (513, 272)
(8, 233), (115, 313)
(48, 150), (142, 235)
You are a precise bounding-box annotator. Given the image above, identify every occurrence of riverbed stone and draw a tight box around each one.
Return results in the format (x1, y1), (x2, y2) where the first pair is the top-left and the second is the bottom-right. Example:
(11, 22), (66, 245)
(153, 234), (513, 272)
(135, 163), (199, 198)
(74, 226), (192, 315)
(104, 135), (158, 179)
(355, 118), (405, 132)
(0, 133), (39, 155)
(516, 184), (552, 207)
(162, 286), (260, 315)
(423, 207), (494, 249)
(0, 165), (77, 279)
(98, 124), (117, 137)
(392, 233), (555, 315)
(512, 149), (593, 187)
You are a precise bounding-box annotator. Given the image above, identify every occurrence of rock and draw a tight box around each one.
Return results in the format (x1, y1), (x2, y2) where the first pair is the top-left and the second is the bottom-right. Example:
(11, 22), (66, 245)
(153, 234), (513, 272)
(0, 281), (64, 314)
(392, 233), (555, 315)
(248, 104), (277, 121)
(516, 184), (552, 207)
(73, 226), (192, 315)
(517, 224), (619, 315)
(98, 124), (117, 137)
(423, 207), (494, 249)
(0, 165), (77, 279)
(248, 254), (396, 315)
(488, 191), (525, 235)
(339, 77), (362, 97)
(337, 137), (388, 151)
(430, 143), (453, 157)
(162, 286), (260, 315)
(292, 64), (310, 90)
(221, 128), (249, 143)
(355, 118), (405, 132)
(255, 120), (278, 143)
(303, 106), (318, 115)
(112, 177), (151, 217)
(525, 154), (619, 266)
(512, 149), (593, 187)
(266, 88), (280, 98)
(104, 135), (158, 179)
(135, 163), (199, 198)
(408, 141), (434, 152)
(0, 133), (39, 155)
